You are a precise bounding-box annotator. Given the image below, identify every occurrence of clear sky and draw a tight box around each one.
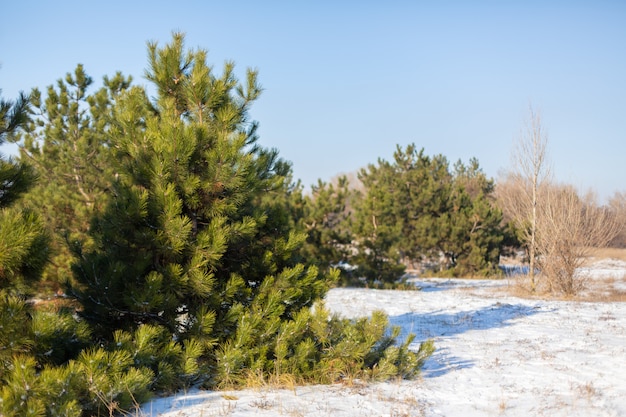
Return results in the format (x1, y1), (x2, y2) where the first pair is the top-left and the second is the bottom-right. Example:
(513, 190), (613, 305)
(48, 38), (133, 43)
(1, 1), (625, 200)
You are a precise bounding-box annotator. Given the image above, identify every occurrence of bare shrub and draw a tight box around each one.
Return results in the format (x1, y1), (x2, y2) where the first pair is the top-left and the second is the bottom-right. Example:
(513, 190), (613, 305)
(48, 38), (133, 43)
(536, 185), (622, 295)
(499, 107), (623, 296)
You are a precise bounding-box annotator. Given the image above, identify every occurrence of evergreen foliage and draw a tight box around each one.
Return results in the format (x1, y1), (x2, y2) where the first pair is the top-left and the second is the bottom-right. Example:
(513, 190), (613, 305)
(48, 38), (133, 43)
(0, 209), (49, 292)
(0, 89), (35, 208)
(0, 346), (154, 417)
(0, 156), (36, 210)
(1, 89), (49, 292)
(439, 159), (504, 276)
(0, 88), (46, 363)
(354, 144), (503, 280)
(0, 35), (435, 415)
(0, 293), (33, 380)
(14, 66), (130, 287)
(30, 307), (92, 366)
(297, 177), (356, 278)
(216, 299), (434, 387)
(65, 33), (432, 394)
(68, 33), (313, 341)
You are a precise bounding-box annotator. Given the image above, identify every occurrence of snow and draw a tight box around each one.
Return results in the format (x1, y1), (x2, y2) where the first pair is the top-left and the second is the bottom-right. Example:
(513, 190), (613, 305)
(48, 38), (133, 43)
(140, 259), (626, 416)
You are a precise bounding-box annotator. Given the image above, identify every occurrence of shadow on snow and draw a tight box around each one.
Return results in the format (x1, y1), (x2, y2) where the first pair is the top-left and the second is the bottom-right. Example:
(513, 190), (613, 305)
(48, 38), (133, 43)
(389, 302), (550, 378)
(421, 347), (474, 378)
(410, 278), (505, 292)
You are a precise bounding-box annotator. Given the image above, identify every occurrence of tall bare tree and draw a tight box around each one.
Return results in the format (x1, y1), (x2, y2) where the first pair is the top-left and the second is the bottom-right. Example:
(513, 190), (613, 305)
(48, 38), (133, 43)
(499, 107), (550, 292)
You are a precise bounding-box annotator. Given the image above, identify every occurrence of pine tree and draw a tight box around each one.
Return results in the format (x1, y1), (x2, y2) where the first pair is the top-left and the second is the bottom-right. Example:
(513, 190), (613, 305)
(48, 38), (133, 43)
(15, 66), (131, 288)
(391, 146), (453, 264)
(353, 155), (407, 284)
(1, 91), (34, 206)
(354, 144), (503, 278)
(1, 84), (151, 417)
(298, 176), (356, 277)
(442, 159), (503, 276)
(0, 88), (48, 402)
(67, 33), (330, 378)
(68, 34), (433, 389)
(0, 89), (49, 293)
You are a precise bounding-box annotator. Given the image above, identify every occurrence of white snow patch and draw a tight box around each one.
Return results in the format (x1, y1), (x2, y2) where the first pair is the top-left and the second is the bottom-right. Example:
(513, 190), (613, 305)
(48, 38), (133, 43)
(141, 259), (626, 417)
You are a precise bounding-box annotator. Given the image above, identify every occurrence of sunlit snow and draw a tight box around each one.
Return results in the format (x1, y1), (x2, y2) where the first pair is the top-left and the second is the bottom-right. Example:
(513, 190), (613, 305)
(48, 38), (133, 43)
(141, 259), (626, 417)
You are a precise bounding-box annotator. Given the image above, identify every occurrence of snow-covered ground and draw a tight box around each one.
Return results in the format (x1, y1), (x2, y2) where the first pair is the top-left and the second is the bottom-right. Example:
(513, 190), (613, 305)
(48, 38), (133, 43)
(141, 259), (626, 417)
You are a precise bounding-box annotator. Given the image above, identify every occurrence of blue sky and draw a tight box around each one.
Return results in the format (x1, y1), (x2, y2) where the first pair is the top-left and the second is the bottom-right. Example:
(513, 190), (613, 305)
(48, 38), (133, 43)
(1, 1), (625, 200)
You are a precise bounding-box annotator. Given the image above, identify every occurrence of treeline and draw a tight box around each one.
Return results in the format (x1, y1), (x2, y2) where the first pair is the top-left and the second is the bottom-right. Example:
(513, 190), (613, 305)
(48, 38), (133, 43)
(301, 115), (624, 293)
(300, 146), (508, 284)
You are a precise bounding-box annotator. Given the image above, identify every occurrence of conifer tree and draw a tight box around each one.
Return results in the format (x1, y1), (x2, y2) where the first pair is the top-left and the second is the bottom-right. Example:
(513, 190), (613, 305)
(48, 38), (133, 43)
(1, 91), (34, 206)
(0, 89), (49, 293)
(354, 144), (503, 278)
(15, 66), (131, 287)
(1, 37), (435, 413)
(0, 88), (48, 390)
(67, 33), (329, 374)
(353, 156), (407, 284)
(0, 86), (136, 416)
(298, 176), (356, 278)
(441, 159), (503, 275)
(68, 34), (433, 389)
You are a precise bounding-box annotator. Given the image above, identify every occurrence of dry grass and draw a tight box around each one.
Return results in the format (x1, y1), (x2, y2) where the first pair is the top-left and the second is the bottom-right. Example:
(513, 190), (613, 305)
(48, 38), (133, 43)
(575, 381), (599, 401)
(503, 274), (626, 303)
(585, 247), (626, 262)
(499, 248), (626, 302)
(578, 278), (626, 302)
(498, 398), (508, 415)
(217, 369), (301, 394)
(503, 274), (549, 299)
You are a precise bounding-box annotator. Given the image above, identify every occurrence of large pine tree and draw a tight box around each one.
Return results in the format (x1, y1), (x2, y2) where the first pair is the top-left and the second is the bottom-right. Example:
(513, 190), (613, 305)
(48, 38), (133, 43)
(67, 34), (434, 388)
(0, 37), (434, 415)
(66, 34), (335, 380)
